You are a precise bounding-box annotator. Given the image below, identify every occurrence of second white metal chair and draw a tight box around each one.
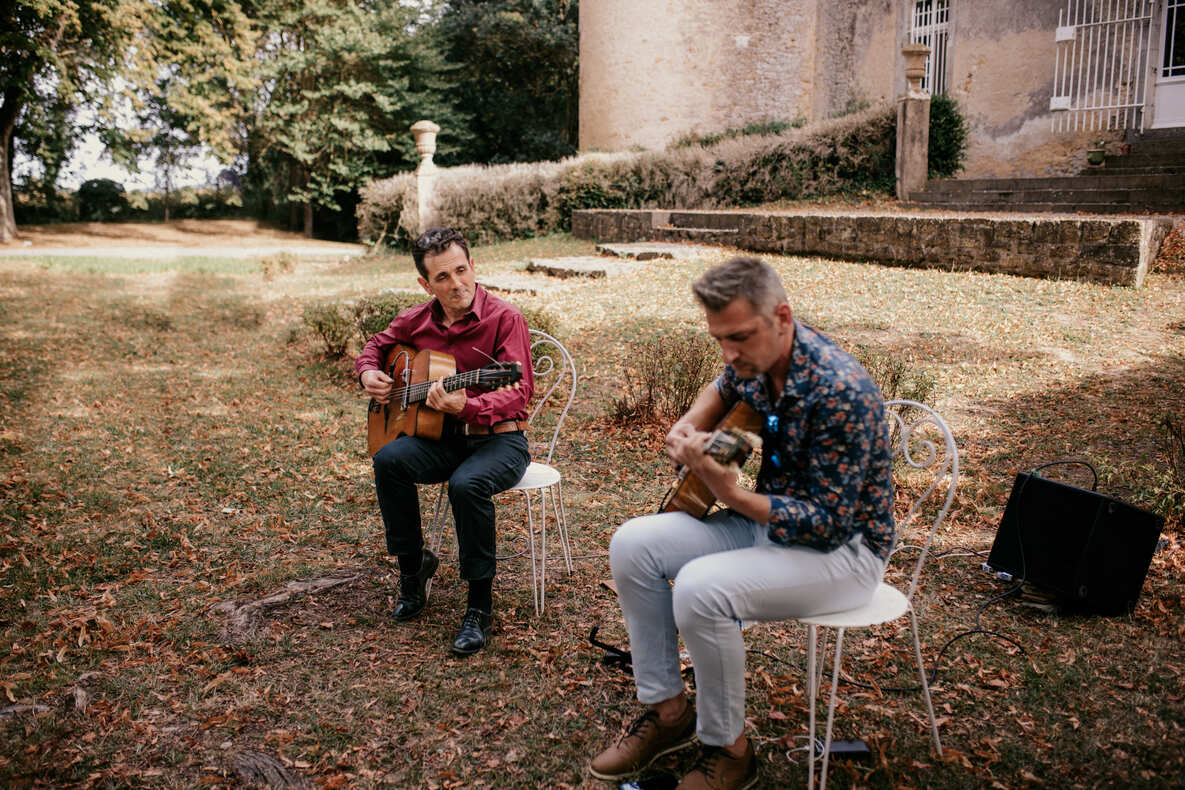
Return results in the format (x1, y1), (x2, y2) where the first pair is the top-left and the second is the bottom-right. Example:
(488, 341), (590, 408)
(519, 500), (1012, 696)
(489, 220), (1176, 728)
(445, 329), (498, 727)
(426, 330), (577, 614)
(796, 399), (958, 789)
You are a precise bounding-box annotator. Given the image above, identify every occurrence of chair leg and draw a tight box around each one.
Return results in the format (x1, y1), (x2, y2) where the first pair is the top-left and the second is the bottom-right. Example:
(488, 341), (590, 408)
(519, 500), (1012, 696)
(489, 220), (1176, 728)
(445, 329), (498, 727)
(807, 624), (817, 790)
(538, 486), (548, 614)
(521, 490), (541, 615)
(910, 606), (943, 755)
(425, 484), (449, 600)
(552, 480), (573, 573)
(819, 627), (847, 790)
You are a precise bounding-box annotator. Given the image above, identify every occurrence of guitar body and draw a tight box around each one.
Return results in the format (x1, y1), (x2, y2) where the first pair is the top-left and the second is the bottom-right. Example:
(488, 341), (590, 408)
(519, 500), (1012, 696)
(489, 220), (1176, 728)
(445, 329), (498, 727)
(365, 343), (524, 456)
(367, 344), (456, 454)
(660, 401), (763, 518)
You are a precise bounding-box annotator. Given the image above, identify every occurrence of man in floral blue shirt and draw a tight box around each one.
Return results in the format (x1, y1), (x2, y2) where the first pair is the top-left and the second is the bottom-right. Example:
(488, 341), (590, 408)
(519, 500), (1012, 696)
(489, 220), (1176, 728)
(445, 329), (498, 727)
(590, 257), (894, 790)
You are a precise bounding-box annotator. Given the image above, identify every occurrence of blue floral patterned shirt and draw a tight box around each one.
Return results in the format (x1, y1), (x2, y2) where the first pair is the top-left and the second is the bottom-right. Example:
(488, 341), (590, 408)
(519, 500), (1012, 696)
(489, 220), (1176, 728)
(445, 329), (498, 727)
(714, 320), (895, 560)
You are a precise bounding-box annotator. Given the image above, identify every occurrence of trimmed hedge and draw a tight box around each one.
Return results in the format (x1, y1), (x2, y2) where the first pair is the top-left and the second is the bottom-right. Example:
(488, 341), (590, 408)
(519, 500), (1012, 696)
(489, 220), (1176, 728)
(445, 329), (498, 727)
(357, 103), (897, 248)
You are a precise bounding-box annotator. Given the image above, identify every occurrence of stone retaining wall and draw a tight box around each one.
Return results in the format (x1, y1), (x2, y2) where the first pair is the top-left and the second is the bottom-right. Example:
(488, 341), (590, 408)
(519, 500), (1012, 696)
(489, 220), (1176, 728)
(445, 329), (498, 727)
(571, 209), (1172, 287)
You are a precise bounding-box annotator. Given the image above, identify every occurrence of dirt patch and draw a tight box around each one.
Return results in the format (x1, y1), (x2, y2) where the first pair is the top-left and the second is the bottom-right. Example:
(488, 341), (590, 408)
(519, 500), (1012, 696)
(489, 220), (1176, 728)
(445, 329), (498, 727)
(1, 219), (362, 250)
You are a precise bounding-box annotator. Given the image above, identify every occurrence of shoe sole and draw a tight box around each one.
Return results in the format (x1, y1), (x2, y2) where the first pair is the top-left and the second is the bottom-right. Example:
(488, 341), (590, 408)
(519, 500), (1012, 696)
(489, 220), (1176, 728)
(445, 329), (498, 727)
(587, 734), (696, 781)
(449, 641), (486, 657)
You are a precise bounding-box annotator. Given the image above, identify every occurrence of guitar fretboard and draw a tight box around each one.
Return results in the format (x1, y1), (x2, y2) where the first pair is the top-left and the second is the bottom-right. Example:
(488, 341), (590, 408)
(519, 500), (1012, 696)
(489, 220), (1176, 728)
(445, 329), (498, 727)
(396, 369), (490, 404)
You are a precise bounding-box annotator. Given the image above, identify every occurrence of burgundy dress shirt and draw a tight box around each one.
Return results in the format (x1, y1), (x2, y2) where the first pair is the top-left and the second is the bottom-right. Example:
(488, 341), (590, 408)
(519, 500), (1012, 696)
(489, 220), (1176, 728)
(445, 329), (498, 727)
(354, 285), (534, 427)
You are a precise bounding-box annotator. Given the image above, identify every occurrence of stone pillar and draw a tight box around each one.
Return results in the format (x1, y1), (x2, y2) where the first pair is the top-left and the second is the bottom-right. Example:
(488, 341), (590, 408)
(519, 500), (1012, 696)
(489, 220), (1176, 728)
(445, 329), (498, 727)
(896, 43), (931, 202)
(410, 120), (440, 234)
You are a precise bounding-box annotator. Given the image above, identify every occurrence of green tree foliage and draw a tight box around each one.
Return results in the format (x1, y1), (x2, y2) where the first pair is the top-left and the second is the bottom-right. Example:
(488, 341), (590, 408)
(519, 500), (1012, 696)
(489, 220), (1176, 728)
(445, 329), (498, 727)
(76, 177), (131, 220)
(12, 80), (81, 221)
(436, 0), (578, 164)
(0, 0), (148, 241)
(252, 0), (467, 237)
(113, 0), (258, 214)
(927, 93), (969, 179)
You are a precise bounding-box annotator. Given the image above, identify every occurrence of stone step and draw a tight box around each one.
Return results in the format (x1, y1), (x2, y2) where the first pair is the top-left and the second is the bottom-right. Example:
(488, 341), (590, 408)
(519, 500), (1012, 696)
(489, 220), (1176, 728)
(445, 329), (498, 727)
(1106, 153), (1185, 168)
(1125, 139), (1185, 157)
(1082, 164), (1185, 176)
(667, 211), (744, 231)
(477, 275), (571, 295)
(572, 208), (1173, 287)
(655, 227), (741, 242)
(595, 241), (717, 260)
(905, 200), (1180, 214)
(912, 187), (1185, 203)
(910, 185), (1180, 202)
(524, 255), (651, 278)
(922, 174), (1185, 192)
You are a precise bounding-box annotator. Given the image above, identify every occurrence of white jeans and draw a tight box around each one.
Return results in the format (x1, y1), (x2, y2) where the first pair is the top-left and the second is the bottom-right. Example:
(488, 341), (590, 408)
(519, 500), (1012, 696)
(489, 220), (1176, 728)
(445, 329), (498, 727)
(608, 509), (885, 746)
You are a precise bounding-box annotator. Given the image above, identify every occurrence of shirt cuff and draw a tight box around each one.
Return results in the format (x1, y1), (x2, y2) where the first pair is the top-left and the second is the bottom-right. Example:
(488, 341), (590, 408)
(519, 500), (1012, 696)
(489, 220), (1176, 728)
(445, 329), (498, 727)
(458, 400), (480, 424)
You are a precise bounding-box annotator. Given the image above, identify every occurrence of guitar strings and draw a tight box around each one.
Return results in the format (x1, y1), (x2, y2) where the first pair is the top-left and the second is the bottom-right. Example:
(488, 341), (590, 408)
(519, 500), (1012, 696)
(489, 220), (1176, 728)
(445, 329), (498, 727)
(387, 369), (501, 401)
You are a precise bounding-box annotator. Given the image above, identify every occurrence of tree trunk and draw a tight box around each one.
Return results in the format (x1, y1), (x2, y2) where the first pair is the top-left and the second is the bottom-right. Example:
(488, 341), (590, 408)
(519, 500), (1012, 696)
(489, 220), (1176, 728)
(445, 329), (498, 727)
(303, 201), (313, 238)
(0, 87), (23, 243)
(287, 159), (301, 231)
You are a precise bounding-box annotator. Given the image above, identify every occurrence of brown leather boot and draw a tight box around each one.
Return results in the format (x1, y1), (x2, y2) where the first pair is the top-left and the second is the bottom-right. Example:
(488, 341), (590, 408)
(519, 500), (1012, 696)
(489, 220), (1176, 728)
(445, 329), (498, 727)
(589, 703), (696, 780)
(675, 742), (758, 790)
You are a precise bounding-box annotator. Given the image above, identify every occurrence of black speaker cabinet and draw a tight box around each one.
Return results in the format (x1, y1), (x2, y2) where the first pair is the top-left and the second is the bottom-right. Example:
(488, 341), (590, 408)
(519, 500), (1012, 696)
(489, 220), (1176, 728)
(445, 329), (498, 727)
(987, 473), (1164, 615)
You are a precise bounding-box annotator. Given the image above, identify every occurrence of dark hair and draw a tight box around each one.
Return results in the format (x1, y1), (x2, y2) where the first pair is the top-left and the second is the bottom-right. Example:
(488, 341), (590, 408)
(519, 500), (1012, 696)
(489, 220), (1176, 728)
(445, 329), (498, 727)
(412, 227), (470, 277)
(691, 256), (787, 316)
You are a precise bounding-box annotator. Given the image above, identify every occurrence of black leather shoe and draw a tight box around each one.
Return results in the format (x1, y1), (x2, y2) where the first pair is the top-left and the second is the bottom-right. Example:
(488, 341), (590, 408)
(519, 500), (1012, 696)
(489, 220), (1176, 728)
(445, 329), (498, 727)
(389, 549), (439, 621)
(450, 607), (492, 655)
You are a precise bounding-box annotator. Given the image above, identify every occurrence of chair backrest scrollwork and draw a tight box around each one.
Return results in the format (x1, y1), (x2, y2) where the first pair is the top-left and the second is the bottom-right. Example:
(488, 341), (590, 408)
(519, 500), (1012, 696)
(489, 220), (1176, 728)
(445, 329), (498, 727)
(526, 330), (576, 466)
(883, 399), (959, 603)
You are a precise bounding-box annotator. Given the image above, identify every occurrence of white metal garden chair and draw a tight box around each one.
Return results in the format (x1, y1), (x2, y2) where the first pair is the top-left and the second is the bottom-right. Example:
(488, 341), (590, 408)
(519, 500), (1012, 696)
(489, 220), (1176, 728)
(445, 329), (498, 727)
(425, 330), (577, 614)
(797, 399), (958, 790)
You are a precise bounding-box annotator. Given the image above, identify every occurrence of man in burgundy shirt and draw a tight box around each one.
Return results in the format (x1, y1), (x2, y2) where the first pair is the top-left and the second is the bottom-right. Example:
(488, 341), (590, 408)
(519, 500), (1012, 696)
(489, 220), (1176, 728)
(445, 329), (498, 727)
(355, 227), (533, 655)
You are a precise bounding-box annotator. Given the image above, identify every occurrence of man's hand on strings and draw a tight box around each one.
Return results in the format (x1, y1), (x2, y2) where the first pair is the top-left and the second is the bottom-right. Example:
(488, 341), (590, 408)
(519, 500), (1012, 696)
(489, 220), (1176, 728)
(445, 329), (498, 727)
(666, 422), (742, 503)
(361, 369), (394, 404)
(666, 422), (711, 469)
(426, 380), (467, 415)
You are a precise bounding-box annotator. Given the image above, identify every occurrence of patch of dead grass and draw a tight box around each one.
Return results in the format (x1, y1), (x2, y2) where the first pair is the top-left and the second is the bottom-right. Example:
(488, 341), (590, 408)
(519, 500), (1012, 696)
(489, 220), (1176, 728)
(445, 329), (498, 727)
(1, 236), (1183, 788)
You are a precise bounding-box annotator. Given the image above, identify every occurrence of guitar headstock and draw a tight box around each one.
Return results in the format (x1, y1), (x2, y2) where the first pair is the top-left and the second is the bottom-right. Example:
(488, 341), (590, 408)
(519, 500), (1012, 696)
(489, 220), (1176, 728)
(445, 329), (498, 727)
(477, 360), (523, 389)
(704, 428), (762, 467)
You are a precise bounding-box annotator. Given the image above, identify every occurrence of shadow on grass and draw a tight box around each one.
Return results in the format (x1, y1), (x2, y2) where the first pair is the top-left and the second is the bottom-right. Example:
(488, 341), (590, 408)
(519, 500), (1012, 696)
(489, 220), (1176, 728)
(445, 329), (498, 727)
(971, 352), (1185, 527)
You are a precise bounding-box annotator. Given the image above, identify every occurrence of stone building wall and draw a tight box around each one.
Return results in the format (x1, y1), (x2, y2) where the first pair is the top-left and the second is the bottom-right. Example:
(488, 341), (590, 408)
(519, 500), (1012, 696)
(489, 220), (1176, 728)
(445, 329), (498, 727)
(579, 0), (1141, 178)
(945, 0), (1114, 178)
(809, 1), (900, 120)
(579, 0), (819, 151)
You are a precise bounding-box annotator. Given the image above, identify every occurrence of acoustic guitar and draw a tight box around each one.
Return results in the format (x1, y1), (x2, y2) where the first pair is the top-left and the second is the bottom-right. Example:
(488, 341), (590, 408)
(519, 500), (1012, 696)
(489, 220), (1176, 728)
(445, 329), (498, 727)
(658, 401), (763, 518)
(366, 343), (522, 455)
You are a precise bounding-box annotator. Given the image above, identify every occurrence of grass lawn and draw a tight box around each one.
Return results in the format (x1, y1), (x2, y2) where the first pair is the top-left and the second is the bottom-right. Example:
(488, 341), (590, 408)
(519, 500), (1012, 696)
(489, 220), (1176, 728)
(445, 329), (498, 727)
(1, 231), (1183, 788)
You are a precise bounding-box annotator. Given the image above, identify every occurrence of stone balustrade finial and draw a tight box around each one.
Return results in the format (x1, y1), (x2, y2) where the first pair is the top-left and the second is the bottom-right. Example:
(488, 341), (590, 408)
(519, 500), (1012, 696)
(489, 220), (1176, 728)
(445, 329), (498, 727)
(410, 120), (441, 175)
(902, 43), (932, 99)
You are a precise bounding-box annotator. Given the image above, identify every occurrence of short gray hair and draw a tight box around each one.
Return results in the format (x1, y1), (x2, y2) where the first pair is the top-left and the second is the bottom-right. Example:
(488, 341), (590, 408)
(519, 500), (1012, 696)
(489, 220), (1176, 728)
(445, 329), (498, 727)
(691, 256), (788, 316)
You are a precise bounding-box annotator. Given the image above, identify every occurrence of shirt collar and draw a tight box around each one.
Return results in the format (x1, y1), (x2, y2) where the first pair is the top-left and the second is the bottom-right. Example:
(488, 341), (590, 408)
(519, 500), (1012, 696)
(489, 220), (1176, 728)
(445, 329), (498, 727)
(782, 318), (813, 404)
(429, 283), (487, 325)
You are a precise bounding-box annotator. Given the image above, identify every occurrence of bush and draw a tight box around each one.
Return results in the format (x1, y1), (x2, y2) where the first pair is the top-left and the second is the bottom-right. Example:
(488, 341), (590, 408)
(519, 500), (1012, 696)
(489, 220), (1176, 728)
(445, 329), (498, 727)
(852, 346), (936, 406)
(13, 187), (77, 223)
(77, 178), (132, 222)
(352, 291), (429, 347)
(302, 303), (353, 358)
(357, 104), (897, 248)
(260, 252), (297, 281)
(611, 327), (719, 425)
(928, 93), (969, 179)
(516, 304), (562, 340)
(670, 117), (807, 149)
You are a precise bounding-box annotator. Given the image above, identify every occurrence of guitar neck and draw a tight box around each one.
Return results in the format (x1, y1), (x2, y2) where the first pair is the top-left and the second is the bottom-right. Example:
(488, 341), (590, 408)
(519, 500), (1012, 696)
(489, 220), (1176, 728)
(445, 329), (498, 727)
(406, 370), (486, 404)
